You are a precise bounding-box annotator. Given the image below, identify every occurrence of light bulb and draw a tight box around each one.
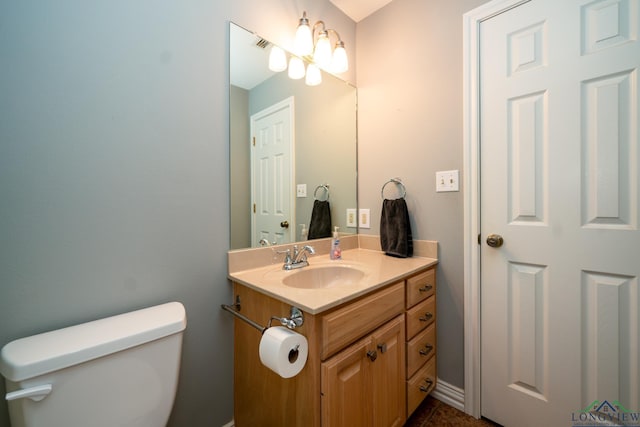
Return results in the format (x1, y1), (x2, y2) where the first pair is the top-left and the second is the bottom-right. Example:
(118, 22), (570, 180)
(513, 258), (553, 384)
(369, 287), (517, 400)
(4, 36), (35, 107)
(305, 63), (322, 86)
(294, 14), (313, 56)
(331, 42), (348, 73)
(313, 32), (332, 70)
(288, 56), (306, 80)
(268, 46), (287, 72)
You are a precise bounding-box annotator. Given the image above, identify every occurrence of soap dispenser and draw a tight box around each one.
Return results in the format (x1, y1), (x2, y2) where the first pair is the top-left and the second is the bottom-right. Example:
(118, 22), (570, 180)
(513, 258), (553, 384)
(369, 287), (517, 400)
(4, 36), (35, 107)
(330, 226), (342, 260)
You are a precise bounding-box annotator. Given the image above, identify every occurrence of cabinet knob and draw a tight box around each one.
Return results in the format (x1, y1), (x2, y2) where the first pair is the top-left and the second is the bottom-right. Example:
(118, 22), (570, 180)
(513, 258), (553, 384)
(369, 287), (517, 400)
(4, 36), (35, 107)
(366, 350), (378, 362)
(377, 343), (387, 354)
(418, 285), (433, 293)
(419, 344), (434, 356)
(419, 312), (434, 322)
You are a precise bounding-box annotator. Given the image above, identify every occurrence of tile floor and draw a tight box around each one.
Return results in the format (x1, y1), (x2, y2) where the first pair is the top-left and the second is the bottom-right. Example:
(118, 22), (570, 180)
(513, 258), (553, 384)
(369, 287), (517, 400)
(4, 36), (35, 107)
(405, 396), (500, 426)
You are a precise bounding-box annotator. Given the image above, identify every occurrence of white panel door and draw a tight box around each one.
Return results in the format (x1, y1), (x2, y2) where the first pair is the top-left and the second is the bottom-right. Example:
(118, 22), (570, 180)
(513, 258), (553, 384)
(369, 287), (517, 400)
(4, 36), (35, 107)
(250, 97), (294, 246)
(480, 1), (640, 425)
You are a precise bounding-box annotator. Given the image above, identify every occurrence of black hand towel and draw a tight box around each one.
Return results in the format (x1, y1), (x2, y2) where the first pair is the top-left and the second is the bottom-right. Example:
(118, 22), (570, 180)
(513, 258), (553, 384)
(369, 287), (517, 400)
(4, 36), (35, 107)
(380, 198), (413, 258)
(308, 200), (332, 239)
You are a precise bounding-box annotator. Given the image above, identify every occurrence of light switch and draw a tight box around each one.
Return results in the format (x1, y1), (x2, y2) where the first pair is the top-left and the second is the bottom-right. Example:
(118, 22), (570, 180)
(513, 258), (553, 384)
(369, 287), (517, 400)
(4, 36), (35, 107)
(296, 184), (307, 197)
(436, 170), (459, 192)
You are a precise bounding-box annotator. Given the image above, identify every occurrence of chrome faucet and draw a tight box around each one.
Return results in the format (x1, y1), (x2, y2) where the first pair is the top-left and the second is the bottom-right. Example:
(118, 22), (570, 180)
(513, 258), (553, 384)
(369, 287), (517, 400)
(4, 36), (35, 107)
(282, 245), (315, 270)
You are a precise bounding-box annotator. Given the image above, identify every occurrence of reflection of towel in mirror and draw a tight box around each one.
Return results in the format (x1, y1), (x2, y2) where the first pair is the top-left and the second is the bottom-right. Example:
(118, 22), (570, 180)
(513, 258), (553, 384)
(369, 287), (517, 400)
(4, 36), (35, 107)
(308, 200), (332, 239)
(380, 198), (413, 258)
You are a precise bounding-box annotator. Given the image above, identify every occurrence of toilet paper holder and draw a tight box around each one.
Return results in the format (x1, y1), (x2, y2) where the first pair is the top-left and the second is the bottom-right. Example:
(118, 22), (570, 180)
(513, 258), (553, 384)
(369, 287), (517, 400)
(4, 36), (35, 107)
(221, 296), (304, 333)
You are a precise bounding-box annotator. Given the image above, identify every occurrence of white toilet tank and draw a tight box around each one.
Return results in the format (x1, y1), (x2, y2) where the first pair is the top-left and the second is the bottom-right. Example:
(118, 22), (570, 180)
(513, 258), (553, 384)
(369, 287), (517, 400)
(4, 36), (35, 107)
(0, 301), (186, 427)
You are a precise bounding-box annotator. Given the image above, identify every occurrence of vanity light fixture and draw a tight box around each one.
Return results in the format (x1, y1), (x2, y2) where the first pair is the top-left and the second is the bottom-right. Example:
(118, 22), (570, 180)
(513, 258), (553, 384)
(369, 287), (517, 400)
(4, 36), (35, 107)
(267, 11), (349, 85)
(268, 45), (287, 72)
(294, 11), (349, 73)
(288, 56), (306, 80)
(305, 63), (322, 86)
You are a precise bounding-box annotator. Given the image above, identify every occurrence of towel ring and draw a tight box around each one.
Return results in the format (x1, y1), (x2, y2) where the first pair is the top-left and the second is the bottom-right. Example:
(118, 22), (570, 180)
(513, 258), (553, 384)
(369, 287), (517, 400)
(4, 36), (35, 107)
(381, 178), (406, 200)
(314, 184), (330, 201)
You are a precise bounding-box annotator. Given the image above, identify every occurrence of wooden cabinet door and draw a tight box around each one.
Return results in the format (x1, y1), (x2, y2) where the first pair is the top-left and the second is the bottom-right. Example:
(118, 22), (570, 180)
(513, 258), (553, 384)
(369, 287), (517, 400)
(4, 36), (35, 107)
(322, 315), (406, 427)
(321, 337), (372, 427)
(371, 315), (406, 427)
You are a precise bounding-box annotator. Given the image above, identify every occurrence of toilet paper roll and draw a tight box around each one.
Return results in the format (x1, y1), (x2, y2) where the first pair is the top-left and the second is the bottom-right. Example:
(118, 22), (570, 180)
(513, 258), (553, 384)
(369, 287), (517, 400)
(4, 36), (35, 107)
(259, 326), (308, 378)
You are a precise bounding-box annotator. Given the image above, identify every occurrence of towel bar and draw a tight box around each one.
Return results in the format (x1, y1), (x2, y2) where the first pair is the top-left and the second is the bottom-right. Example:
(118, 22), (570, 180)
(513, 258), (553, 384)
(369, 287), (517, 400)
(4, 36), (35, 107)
(221, 300), (304, 333)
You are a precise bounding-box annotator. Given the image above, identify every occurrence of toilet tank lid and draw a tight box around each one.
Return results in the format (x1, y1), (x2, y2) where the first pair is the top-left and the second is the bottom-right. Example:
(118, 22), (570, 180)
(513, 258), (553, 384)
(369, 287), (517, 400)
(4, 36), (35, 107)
(0, 301), (186, 382)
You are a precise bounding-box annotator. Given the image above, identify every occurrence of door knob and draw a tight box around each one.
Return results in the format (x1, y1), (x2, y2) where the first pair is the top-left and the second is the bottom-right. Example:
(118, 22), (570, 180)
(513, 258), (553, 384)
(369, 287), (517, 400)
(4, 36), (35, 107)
(280, 220), (289, 228)
(486, 234), (504, 248)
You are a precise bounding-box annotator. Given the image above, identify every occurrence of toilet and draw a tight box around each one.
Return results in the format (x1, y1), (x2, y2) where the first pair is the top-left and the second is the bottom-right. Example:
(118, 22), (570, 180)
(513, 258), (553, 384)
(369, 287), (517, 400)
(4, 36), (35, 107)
(0, 301), (186, 427)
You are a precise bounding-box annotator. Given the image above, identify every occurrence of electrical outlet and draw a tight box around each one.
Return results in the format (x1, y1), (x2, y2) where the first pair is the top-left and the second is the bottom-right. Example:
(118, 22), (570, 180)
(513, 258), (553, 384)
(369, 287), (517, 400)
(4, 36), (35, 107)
(346, 209), (357, 228)
(359, 208), (371, 229)
(296, 184), (307, 197)
(436, 170), (459, 192)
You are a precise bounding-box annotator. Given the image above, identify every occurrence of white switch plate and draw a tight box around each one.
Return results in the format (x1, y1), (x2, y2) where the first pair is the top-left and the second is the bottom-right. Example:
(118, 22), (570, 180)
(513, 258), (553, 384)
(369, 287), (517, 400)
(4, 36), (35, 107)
(436, 170), (459, 192)
(346, 209), (357, 228)
(359, 208), (371, 229)
(296, 184), (307, 197)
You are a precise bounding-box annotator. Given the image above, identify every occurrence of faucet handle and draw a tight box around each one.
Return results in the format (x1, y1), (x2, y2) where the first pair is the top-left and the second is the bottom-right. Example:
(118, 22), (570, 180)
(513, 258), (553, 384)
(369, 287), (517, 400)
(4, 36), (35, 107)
(276, 248), (292, 264)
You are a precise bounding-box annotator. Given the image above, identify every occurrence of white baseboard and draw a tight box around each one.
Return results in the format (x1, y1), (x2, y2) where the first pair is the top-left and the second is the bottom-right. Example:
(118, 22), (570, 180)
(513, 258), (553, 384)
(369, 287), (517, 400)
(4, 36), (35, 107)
(431, 378), (465, 412)
(221, 420), (234, 427)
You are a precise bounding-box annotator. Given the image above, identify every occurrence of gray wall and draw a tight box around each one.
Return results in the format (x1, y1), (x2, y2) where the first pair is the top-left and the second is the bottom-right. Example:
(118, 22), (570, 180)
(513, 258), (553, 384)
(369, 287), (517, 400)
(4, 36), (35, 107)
(356, 0), (491, 389)
(0, 1), (354, 426)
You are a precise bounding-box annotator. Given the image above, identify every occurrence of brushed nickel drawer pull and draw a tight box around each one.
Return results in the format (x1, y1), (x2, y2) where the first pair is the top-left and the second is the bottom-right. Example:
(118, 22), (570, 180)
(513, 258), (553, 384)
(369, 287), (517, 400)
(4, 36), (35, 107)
(419, 344), (434, 356)
(367, 350), (378, 362)
(377, 343), (387, 354)
(419, 312), (433, 322)
(418, 285), (433, 293)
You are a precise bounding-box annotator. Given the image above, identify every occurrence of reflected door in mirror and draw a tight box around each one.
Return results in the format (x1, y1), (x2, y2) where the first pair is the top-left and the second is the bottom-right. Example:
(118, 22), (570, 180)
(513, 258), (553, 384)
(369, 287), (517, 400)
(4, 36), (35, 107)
(251, 97), (294, 246)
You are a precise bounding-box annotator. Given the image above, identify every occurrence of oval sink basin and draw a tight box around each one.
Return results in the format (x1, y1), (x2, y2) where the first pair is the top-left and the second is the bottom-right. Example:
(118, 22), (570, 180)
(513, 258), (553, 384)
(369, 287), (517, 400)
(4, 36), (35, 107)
(283, 265), (366, 289)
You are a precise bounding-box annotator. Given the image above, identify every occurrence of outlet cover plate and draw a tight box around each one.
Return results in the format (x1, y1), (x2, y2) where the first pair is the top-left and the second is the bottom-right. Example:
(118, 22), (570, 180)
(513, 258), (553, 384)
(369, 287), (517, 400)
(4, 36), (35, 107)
(346, 209), (357, 228)
(359, 208), (371, 229)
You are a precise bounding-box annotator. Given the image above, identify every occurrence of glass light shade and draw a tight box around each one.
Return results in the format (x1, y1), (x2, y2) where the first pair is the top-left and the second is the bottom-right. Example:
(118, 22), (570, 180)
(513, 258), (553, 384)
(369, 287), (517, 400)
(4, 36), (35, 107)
(305, 63), (322, 86)
(294, 23), (313, 57)
(288, 56), (306, 80)
(268, 46), (287, 72)
(331, 44), (349, 73)
(313, 33), (332, 69)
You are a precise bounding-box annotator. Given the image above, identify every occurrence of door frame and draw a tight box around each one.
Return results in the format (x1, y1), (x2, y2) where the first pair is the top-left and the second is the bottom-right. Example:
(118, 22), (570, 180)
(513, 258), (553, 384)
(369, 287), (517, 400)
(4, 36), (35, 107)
(462, 0), (532, 418)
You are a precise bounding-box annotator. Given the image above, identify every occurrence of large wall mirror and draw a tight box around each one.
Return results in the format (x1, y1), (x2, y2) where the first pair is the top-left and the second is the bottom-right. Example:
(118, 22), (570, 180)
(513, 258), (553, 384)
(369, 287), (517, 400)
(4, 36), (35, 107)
(229, 22), (357, 250)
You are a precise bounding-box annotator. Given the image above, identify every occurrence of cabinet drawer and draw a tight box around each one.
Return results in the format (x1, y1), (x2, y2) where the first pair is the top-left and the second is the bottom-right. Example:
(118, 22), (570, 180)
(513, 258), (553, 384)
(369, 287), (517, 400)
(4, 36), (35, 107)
(321, 281), (404, 360)
(406, 268), (436, 308)
(406, 323), (436, 378)
(406, 357), (436, 416)
(406, 296), (435, 340)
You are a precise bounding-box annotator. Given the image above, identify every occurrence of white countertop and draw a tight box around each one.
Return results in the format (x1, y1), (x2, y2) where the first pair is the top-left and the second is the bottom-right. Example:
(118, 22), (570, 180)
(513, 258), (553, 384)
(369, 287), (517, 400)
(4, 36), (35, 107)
(228, 248), (437, 314)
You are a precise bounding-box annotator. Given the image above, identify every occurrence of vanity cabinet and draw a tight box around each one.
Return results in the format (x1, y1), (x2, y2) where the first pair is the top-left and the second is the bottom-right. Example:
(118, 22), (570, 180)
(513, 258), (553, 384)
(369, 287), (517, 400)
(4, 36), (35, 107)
(231, 263), (437, 427)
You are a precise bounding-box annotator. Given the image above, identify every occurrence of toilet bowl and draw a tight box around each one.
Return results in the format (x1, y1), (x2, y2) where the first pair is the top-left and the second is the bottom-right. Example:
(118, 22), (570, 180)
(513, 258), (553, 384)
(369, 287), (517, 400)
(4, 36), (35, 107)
(0, 301), (186, 427)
